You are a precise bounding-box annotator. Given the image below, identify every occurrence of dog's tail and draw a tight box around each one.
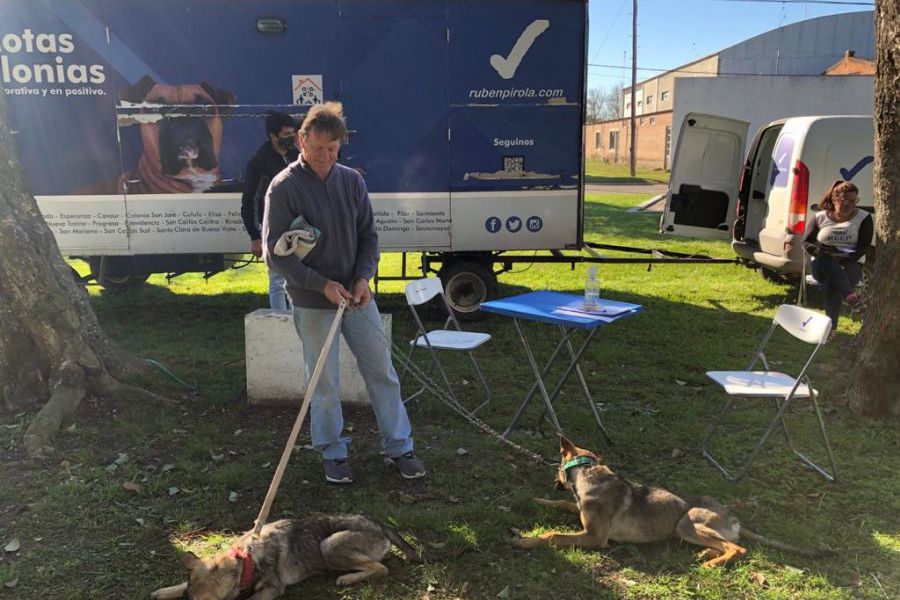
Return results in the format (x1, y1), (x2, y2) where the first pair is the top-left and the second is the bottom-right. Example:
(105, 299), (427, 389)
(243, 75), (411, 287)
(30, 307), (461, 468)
(381, 526), (426, 562)
(741, 527), (834, 557)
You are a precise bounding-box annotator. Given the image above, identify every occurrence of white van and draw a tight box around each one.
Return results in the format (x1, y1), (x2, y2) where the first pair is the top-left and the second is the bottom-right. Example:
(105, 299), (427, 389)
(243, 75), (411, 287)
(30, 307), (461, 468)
(660, 113), (875, 278)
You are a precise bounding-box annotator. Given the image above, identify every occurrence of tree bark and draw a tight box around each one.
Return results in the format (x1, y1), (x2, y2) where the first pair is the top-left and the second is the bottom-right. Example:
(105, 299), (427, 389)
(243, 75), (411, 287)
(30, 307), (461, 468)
(0, 86), (146, 454)
(845, 1), (900, 417)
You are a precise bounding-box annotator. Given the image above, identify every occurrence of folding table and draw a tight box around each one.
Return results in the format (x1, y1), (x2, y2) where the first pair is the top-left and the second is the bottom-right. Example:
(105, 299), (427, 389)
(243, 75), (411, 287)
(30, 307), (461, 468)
(480, 291), (642, 441)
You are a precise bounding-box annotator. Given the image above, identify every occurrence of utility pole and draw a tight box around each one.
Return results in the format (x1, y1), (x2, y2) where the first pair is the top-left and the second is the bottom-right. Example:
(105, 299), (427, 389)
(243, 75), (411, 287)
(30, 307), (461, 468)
(629, 0), (637, 177)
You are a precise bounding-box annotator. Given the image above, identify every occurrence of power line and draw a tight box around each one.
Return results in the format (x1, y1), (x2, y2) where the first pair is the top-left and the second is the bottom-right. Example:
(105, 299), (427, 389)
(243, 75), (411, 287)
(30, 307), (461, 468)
(591, 0), (629, 62)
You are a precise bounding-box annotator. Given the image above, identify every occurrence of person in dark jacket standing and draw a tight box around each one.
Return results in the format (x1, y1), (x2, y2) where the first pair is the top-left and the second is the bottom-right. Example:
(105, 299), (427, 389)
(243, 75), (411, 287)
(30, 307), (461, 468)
(263, 102), (425, 484)
(803, 180), (872, 335)
(241, 111), (300, 310)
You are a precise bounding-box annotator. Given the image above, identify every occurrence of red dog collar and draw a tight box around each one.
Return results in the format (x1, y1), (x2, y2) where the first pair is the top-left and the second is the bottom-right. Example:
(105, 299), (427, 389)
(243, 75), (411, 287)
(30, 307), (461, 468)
(227, 545), (255, 591)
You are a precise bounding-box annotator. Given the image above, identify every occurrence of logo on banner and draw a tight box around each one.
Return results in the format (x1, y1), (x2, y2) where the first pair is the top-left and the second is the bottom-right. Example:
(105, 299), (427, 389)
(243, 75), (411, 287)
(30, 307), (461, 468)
(526, 216), (543, 232)
(485, 216), (502, 233)
(292, 75), (323, 105)
(490, 19), (549, 80)
(505, 216), (522, 233)
(0, 29), (107, 96)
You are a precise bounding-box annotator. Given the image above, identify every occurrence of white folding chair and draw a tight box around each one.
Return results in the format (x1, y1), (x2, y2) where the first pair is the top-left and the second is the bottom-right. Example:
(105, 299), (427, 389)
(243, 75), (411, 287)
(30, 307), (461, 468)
(702, 304), (837, 482)
(400, 277), (492, 414)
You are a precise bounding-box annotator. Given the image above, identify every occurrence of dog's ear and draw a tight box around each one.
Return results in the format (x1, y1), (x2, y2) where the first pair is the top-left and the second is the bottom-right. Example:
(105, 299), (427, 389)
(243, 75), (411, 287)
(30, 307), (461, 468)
(199, 81), (237, 106)
(120, 75), (157, 103)
(180, 551), (202, 571)
(558, 434), (577, 458)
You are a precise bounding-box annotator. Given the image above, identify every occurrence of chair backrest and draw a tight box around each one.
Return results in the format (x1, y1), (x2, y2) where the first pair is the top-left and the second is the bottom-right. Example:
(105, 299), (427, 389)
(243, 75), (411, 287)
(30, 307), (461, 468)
(774, 304), (832, 345)
(405, 277), (443, 306)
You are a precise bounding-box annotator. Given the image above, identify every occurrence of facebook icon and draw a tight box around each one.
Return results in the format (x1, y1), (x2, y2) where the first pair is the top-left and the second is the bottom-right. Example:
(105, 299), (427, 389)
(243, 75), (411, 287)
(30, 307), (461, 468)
(485, 216), (502, 233)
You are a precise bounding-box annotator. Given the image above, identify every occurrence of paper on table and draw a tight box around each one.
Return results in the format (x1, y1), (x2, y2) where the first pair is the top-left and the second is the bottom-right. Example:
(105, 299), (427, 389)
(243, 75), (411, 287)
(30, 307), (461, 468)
(552, 307), (616, 322)
(555, 300), (633, 317)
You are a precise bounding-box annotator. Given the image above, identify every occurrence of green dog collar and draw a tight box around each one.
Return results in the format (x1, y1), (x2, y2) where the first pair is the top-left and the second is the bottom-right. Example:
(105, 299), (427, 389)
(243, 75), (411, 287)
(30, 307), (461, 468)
(562, 456), (595, 472)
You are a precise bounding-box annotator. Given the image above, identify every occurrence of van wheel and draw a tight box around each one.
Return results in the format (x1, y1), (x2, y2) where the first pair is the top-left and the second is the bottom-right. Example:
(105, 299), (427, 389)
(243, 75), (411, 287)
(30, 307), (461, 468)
(438, 260), (498, 321)
(759, 267), (796, 284)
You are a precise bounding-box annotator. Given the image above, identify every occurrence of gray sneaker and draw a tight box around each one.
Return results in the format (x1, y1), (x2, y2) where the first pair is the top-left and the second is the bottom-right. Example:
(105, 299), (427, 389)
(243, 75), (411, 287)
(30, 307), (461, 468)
(392, 452), (426, 480)
(323, 458), (354, 484)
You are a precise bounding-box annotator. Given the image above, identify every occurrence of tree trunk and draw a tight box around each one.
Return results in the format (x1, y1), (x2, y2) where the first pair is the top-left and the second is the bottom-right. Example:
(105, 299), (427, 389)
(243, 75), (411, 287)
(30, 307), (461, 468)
(0, 86), (149, 455)
(845, 1), (900, 417)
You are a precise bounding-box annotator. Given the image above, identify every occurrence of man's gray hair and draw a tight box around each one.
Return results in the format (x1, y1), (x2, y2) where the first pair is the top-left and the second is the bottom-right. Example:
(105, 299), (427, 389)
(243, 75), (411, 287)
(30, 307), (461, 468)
(300, 101), (347, 141)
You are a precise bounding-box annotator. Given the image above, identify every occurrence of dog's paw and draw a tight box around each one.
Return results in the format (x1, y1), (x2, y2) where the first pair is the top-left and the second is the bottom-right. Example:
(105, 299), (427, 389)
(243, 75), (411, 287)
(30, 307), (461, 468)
(149, 582), (188, 600)
(510, 533), (541, 549)
(335, 574), (355, 586)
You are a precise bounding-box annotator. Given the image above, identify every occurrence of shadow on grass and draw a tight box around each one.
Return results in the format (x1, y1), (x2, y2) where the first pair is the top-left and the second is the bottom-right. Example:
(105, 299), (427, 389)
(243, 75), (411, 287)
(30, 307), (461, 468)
(1, 282), (897, 598)
(585, 175), (668, 185)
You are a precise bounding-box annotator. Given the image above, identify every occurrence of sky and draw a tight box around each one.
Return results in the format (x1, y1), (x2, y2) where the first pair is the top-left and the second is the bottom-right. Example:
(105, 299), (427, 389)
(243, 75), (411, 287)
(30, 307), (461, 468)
(586, 0), (875, 91)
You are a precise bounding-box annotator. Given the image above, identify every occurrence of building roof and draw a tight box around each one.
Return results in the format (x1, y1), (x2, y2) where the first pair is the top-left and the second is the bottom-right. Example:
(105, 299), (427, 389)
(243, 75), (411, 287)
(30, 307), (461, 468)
(824, 50), (875, 75)
(625, 10), (874, 92)
(717, 11), (874, 76)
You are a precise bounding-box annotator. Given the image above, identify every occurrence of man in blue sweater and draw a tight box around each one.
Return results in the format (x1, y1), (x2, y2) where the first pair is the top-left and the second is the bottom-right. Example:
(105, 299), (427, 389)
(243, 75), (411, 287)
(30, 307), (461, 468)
(262, 102), (424, 484)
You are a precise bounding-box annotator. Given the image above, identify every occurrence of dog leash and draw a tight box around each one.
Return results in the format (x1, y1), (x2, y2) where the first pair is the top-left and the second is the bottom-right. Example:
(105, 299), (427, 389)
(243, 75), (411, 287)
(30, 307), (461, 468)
(252, 299), (347, 535)
(354, 301), (552, 465)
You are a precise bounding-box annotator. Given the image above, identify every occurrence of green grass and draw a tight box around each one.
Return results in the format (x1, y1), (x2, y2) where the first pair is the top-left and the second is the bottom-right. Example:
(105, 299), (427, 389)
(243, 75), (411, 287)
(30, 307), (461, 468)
(1, 194), (897, 599)
(585, 160), (670, 185)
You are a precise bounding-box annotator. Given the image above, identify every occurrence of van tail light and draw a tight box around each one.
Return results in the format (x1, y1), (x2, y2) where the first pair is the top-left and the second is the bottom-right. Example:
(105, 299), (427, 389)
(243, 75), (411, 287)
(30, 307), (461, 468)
(788, 160), (809, 234)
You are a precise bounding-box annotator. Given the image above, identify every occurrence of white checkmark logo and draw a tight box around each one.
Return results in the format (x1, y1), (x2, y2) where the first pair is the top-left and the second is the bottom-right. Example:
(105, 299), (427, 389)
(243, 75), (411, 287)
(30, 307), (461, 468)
(490, 19), (550, 80)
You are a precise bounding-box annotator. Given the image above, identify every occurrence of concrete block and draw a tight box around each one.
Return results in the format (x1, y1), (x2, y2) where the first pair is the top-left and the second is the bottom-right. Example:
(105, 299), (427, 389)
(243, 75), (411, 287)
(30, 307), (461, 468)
(245, 309), (392, 406)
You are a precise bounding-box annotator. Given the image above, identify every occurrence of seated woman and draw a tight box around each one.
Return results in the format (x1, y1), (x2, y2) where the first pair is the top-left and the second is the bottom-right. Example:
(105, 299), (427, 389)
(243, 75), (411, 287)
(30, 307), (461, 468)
(803, 180), (873, 334)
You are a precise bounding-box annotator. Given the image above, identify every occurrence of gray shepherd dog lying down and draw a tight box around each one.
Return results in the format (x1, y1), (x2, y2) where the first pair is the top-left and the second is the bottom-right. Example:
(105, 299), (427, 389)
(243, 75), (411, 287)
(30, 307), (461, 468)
(150, 514), (423, 600)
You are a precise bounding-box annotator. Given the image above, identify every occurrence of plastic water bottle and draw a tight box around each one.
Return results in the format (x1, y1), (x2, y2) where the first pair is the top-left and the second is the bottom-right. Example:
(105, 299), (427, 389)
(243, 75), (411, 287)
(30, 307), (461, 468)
(583, 265), (601, 311)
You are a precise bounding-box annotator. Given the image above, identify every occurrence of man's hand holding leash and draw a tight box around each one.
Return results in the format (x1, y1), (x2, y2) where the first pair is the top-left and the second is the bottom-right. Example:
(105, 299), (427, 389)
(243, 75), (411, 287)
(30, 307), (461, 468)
(351, 278), (372, 309)
(324, 280), (353, 307)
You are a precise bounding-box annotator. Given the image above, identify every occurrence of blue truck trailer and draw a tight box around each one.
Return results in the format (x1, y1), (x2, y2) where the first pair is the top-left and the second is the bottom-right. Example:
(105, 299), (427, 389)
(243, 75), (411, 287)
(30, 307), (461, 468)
(1, 0), (588, 313)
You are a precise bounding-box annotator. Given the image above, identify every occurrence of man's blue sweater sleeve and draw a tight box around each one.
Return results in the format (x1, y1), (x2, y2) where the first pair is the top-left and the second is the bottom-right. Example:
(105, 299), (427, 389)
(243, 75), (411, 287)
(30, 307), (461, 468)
(353, 175), (379, 282)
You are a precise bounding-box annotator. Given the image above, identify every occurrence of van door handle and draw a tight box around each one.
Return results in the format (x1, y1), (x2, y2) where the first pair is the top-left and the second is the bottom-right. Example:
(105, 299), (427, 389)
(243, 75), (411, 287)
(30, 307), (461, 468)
(752, 190), (765, 199)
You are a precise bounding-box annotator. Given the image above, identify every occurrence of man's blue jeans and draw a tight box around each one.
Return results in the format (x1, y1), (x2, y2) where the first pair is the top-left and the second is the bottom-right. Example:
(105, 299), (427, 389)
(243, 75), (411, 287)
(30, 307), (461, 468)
(292, 300), (414, 460)
(268, 268), (291, 311)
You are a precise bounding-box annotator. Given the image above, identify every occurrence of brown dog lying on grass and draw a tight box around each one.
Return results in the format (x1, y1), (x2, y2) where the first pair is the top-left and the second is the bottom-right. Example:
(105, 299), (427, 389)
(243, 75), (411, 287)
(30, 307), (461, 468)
(512, 436), (827, 567)
(150, 514), (422, 600)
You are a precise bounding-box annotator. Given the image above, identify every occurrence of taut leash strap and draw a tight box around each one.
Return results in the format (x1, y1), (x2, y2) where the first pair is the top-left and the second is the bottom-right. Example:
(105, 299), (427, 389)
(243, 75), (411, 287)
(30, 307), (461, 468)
(252, 299), (347, 535)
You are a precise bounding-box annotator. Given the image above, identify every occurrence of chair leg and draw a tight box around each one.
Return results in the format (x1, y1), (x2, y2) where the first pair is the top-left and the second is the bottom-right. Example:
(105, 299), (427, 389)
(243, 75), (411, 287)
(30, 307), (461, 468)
(465, 351), (491, 415)
(398, 344), (416, 388)
(774, 388), (836, 482)
(704, 388), (836, 483)
(701, 395), (741, 481)
(703, 394), (795, 483)
(400, 344), (426, 405)
(774, 396), (797, 450)
(427, 347), (460, 408)
(794, 388), (837, 481)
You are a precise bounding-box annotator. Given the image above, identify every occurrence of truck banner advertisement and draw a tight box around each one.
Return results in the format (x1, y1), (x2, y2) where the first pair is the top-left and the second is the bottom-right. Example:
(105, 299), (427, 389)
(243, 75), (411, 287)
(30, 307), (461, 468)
(2, 0), (586, 274)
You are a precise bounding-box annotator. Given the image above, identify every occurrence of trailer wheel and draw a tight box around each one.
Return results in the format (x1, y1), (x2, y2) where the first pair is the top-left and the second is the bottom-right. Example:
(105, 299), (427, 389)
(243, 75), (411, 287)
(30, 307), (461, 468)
(438, 260), (498, 321)
(88, 257), (150, 289)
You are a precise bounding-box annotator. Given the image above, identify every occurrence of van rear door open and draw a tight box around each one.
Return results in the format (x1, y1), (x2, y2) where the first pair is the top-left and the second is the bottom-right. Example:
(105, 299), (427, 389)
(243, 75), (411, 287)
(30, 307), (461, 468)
(660, 113), (748, 239)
